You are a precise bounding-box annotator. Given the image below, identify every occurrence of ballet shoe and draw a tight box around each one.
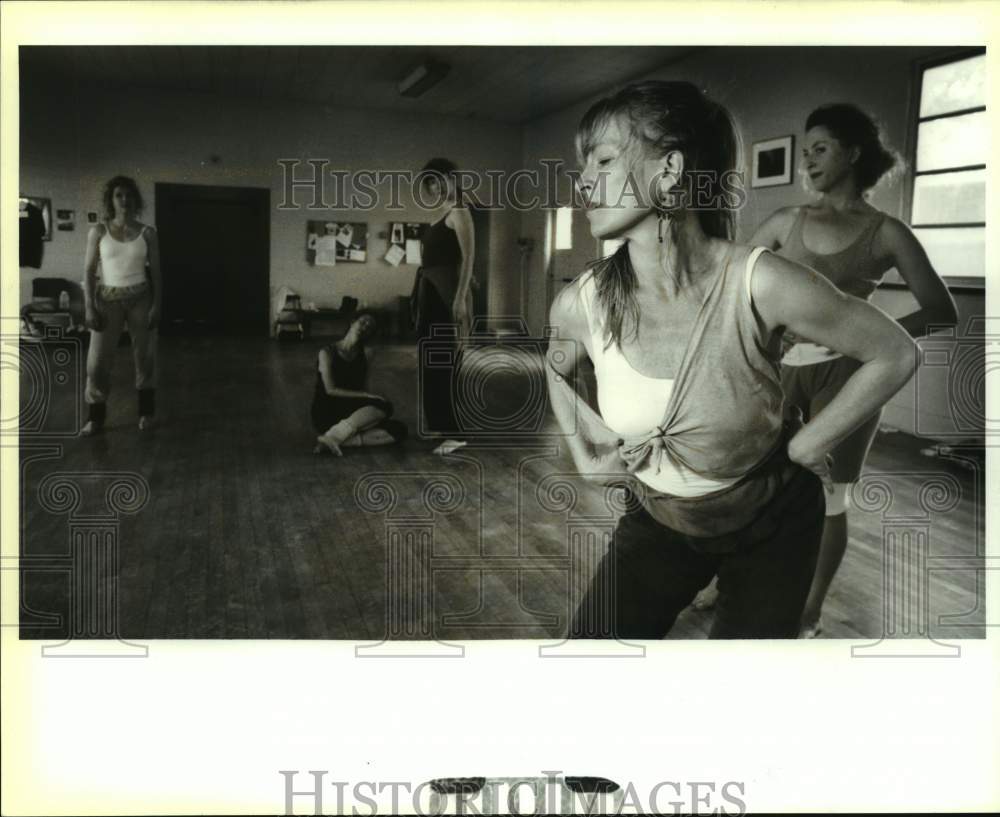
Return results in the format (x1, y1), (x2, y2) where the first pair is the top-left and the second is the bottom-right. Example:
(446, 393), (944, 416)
(340, 434), (363, 448)
(799, 617), (823, 639)
(80, 420), (104, 437)
(138, 415), (155, 431)
(315, 434), (344, 457)
(433, 439), (468, 456)
(691, 582), (719, 611)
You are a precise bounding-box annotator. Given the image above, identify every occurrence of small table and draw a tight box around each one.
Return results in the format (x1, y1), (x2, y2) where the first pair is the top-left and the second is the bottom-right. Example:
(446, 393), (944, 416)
(302, 309), (353, 340)
(301, 307), (402, 340)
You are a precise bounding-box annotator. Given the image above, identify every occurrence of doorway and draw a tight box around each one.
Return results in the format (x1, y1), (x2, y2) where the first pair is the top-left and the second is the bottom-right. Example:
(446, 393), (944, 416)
(155, 183), (270, 336)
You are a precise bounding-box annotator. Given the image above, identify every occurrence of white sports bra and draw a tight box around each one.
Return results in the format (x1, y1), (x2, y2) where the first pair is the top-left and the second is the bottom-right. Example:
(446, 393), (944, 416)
(577, 248), (766, 497)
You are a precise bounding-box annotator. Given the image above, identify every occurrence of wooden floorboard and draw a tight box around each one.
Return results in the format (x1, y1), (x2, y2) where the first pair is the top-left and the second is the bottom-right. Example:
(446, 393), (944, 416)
(17, 333), (986, 641)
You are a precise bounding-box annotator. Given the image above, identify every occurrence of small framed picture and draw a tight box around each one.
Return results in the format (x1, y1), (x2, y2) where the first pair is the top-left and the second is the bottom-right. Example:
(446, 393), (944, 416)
(87, 211), (98, 224)
(751, 135), (794, 188)
(56, 209), (75, 231)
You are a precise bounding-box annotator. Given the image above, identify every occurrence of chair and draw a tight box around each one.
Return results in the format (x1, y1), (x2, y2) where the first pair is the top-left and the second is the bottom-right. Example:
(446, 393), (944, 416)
(21, 277), (83, 337)
(274, 293), (304, 340)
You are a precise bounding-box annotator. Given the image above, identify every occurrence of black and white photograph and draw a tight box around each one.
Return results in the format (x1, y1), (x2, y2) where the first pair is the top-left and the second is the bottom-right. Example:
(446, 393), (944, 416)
(3, 2), (997, 815)
(55, 208), (75, 231)
(13, 42), (987, 643)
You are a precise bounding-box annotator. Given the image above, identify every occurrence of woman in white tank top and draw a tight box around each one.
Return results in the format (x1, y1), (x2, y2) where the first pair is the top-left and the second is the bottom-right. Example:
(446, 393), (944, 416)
(81, 175), (162, 434)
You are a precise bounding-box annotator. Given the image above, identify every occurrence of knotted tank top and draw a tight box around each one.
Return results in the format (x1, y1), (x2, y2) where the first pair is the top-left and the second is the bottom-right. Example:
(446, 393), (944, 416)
(559, 245), (785, 500)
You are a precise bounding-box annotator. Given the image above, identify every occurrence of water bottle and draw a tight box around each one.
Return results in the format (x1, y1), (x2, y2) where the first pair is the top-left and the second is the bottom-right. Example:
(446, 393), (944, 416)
(59, 290), (70, 310)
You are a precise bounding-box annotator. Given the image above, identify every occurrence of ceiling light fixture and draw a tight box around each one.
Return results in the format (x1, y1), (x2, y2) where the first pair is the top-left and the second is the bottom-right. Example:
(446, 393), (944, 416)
(398, 60), (450, 98)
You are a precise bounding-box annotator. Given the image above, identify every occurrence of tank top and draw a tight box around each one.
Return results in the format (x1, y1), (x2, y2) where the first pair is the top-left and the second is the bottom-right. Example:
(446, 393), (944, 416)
(779, 207), (890, 366)
(99, 223), (149, 288)
(415, 209), (465, 314)
(568, 245), (784, 494)
(420, 211), (463, 268)
(314, 344), (368, 401)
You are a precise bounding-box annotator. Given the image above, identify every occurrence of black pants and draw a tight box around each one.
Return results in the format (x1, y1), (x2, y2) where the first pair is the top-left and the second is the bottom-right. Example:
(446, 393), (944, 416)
(415, 281), (460, 435)
(570, 465), (824, 639)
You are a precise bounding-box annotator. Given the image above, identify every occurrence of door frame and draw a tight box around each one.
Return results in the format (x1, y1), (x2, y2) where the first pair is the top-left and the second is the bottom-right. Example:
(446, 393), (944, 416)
(155, 182), (271, 336)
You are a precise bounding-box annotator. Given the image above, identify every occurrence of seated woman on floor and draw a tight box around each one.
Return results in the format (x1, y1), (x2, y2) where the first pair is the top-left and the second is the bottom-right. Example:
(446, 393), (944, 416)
(311, 313), (407, 455)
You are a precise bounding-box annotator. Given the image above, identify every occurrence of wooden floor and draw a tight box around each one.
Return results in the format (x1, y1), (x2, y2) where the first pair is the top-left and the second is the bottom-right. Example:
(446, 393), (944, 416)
(17, 334), (985, 641)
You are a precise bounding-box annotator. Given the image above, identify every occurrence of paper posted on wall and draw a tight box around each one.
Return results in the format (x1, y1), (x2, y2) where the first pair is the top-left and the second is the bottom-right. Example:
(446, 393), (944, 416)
(315, 235), (338, 266)
(384, 243), (405, 267)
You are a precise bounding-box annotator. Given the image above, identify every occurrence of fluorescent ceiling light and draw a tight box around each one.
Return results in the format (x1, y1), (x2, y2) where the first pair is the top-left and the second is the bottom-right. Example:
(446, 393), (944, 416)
(398, 60), (450, 98)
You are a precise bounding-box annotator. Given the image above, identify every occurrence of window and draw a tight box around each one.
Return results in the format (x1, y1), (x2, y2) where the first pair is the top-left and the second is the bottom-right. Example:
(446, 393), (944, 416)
(554, 206), (574, 250)
(910, 51), (986, 282)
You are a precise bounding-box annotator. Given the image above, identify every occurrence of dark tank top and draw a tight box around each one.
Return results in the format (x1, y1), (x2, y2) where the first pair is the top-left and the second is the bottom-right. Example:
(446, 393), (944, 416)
(415, 209), (464, 311)
(420, 211), (463, 268)
(313, 344), (368, 402)
(779, 207), (891, 300)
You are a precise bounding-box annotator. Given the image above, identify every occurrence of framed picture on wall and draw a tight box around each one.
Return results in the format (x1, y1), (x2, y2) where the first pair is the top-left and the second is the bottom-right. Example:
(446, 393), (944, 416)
(306, 220), (368, 266)
(19, 195), (52, 240)
(751, 135), (794, 188)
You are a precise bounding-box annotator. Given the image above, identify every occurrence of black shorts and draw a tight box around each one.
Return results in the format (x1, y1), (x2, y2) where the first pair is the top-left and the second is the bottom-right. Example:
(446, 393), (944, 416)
(782, 357), (882, 483)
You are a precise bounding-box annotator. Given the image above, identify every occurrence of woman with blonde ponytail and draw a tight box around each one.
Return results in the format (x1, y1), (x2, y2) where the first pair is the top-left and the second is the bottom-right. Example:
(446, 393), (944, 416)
(546, 82), (918, 638)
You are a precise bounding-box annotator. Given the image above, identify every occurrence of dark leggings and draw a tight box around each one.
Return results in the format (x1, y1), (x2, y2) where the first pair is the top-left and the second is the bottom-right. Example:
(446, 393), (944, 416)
(570, 466), (825, 639)
(415, 280), (460, 435)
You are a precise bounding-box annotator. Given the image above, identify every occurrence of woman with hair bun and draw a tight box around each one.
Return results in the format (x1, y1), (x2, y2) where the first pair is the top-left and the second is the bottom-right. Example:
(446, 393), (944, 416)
(546, 83), (918, 639)
(693, 103), (958, 636)
(412, 157), (476, 454)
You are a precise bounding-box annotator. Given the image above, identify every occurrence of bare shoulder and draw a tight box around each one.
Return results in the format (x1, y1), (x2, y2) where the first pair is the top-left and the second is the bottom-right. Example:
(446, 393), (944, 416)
(873, 213), (914, 249)
(139, 222), (158, 239)
(768, 204), (804, 233)
(751, 205), (801, 246)
(88, 222), (107, 239)
(772, 204), (804, 225)
(446, 206), (473, 229)
(751, 246), (821, 299)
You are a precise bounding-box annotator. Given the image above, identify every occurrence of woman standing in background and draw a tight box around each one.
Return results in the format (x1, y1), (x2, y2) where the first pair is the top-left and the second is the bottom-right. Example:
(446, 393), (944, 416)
(693, 104), (958, 636)
(81, 175), (161, 435)
(412, 158), (476, 455)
